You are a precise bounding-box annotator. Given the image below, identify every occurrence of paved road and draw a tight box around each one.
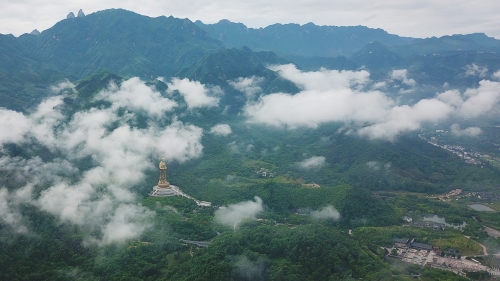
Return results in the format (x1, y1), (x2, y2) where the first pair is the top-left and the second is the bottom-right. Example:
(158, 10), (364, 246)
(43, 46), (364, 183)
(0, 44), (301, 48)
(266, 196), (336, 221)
(180, 239), (210, 247)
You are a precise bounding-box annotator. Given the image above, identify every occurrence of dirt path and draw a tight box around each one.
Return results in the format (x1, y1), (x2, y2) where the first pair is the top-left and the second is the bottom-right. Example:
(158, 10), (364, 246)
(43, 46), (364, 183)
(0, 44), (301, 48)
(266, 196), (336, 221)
(485, 226), (500, 238)
(478, 242), (489, 256)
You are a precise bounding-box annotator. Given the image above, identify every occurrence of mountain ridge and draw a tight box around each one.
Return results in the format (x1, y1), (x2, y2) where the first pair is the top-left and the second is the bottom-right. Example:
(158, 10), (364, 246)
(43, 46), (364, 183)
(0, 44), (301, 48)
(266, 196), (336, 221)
(2, 8), (500, 111)
(195, 19), (415, 57)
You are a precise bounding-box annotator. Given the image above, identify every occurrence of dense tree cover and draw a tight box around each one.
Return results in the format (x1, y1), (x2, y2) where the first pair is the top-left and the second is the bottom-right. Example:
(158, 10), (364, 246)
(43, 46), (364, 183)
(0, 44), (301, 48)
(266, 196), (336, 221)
(2, 50), (500, 281)
(419, 267), (469, 281)
(195, 20), (414, 57)
(465, 270), (491, 280)
(168, 120), (500, 203)
(3, 9), (500, 112)
(164, 224), (387, 281)
(354, 225), (483, 255)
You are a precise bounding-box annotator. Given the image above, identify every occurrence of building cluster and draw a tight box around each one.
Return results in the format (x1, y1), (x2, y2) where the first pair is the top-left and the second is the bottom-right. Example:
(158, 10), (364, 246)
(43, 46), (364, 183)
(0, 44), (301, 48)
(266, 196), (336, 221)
(390, 237), (500, 276)
(256, 168), (276, 178)
(418, 134), (483, 165)
(391, 239), (468, 269)
(410, 221), (445, 230)
(439, 144), (482, 165)
(392, 238), (433, 266)
(471, 192), (498, 200)
(447, 189), (462, 196)
(394, 238), (433, 251)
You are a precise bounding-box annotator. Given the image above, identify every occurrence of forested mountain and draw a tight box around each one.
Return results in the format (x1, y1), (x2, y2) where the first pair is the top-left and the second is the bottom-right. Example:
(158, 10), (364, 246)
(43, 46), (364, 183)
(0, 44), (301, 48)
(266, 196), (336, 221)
(392, 33), (500, 57)
(0, 9), (223, 110)
(3, 9), (500, 111)
(349, 41), (406, 71)
(195, 19), (415, 57)
(17, 9), (223, 78)
(2, 8), (500, 281)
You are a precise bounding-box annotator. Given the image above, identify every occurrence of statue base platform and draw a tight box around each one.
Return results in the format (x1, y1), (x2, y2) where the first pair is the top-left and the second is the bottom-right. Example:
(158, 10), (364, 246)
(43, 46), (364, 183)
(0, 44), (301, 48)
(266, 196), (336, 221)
(150, 185), (178, 197)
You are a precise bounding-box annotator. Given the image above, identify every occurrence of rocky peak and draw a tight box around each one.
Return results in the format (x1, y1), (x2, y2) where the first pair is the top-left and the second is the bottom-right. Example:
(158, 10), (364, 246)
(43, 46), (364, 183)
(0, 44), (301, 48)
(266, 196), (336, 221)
(30, 29), (40, 35)
(77, 9), (85, 17)
(67, 12), (75, 19)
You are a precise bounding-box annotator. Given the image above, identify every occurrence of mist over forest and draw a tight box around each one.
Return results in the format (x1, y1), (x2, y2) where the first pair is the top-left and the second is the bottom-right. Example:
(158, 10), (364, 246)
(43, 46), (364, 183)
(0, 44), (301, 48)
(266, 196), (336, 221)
(1, 8), (500, 281)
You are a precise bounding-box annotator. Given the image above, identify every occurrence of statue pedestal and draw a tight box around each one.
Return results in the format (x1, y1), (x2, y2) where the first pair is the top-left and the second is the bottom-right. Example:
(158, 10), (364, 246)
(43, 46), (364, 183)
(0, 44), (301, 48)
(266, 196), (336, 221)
(158, 181), (170, 188)
(150, 185), (177, 197)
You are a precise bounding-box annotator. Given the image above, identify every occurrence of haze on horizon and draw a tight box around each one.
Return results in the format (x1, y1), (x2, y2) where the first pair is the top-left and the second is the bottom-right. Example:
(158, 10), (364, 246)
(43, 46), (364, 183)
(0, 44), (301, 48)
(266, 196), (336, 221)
(1, 0), (500, 39)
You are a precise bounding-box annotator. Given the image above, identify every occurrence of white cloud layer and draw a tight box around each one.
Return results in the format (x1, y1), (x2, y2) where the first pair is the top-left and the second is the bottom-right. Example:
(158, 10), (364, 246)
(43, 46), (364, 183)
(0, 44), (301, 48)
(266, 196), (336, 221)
(0, 109), (31, 145)
(229, 76), (264, 99)
(298, 156), (326, 170)
(243, 64), (500, 140)
(210, 124), (232, 136)
(390, 69), (416, 87)
(0, 185), (32, 233)
(492, 70), (500, 81)
(464, 64), (488, 78)
(214, 196), (263, 230)
(366, 161), (391, 171)
(96, 77), (177, 118)
(0, 78), (204, 245)
(450, 124), (482, 137)
(310, 205), (340, 220)
(167, 78), (220, 109)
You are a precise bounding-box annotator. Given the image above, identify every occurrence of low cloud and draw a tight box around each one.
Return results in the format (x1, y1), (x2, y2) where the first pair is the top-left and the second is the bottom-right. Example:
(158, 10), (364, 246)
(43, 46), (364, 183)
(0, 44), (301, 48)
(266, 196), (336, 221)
(95, 77), (177, 118)
(366, 161), (391, 171)
(49, 80), (76, 93)
(0, 78), (205, 245)
(215, 196), (263, 230)
(450, 124), (482, 137)
(230, 255), (268, 281)
(357, 98), (453, 140)
(492, 70), (500, 81)
(310, 205), (340, 220)
(390, 69), (416, 87)
(210, 124), (232, 136)
(366, 161), (380, 171)
(167, 78), (220, 109)
(464, 64), (488, 78)
(243, 64), (500, 141)
(298, 156), (326, 170)
(372, 81), (386, 89)
(0, 185), (33, 233)
(437, 80), (500, 117)
(229, 76), (264, 99)
(458, 80), (500, 117)
(98, 204), (154, 245)
(0, 109), (31, 146)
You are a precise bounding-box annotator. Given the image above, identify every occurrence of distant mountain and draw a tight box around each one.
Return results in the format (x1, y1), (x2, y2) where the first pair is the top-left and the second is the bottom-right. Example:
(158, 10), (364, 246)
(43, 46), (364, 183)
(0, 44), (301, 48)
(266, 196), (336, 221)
(178, 47), (273, 84)
(350, 41), (406, 71)
(16, 9), (223, 78)
(407, 52), (500, 88)
(0, 9), (224, 110)
(195, 19), (415, 57)
(393, 33), (500, 57)
(4, 8), (500, 111)
(0, 34), (69, 111)
(283, 55), (358, 71)
(177, 47), (300, 113)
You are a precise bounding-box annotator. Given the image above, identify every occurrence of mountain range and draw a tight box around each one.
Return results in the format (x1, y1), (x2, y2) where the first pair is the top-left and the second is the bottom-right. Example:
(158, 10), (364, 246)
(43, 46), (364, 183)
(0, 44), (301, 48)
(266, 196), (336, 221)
(2, 8), (500, 111)
(3, 8), (500, 281)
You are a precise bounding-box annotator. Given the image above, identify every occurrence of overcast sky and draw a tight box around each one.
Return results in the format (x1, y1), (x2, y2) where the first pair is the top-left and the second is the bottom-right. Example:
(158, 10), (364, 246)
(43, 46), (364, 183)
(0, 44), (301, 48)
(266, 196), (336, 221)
(1, 0), (500, 39)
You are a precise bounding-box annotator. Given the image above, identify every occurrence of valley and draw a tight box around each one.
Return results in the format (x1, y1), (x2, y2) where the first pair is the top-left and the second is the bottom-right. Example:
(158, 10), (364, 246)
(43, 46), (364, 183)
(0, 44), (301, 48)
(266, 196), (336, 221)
(1, 7), (500, 281)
